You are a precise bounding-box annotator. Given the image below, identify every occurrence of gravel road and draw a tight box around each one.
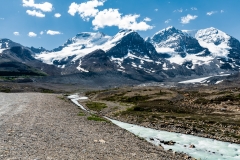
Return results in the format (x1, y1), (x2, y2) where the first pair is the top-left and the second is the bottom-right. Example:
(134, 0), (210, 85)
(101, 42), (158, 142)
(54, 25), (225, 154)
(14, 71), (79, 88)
(0, 93), (185, 160)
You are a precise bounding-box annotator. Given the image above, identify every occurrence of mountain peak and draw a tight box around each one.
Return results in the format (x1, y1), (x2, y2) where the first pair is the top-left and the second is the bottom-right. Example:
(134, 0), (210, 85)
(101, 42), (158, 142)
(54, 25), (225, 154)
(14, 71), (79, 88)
(154, 26), (181, 37)
(111, 29), (136, 43)
(0, 38), (21, 49)
(196, 27), (230, 45)
(166, 26), (175, 30)
(118, 29), (134, 34)
(196, 27), (231, 57)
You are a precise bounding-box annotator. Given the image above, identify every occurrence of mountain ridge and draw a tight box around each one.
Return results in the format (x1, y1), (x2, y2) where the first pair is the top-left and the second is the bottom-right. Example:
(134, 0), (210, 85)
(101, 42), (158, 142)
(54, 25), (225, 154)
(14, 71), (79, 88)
(1, 26), (240, 84)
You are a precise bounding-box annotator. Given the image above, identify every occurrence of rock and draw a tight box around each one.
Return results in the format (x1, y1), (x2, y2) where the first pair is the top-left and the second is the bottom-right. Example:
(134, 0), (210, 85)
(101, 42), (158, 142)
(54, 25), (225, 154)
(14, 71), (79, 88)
(221, 108), (227, 111)
(158, 144), (164, 150)
(184, 155), (191, 159)
(164, 140), (176, 145)
(99, 139), (106, 144)
(150, 138), (154, 141)
(189, 144), (196, 148)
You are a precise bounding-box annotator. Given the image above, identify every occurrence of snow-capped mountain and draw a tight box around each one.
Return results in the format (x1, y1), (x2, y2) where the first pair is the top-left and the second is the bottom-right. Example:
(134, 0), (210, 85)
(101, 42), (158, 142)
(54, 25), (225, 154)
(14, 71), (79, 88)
(194, 27), (240, 70)
(146, 26), (240, 72)
(35, 30), (168, 75)
(147, 26), (210, 57)
(35, 32), (111, 66)
(147, 26), (216, 70)
(33, 26), (240, 78)
(2, 26), (240, 82)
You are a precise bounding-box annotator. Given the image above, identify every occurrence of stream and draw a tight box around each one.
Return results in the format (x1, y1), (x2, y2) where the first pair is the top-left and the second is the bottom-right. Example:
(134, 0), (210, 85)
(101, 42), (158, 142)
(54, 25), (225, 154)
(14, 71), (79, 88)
(68, 94), (240, 160)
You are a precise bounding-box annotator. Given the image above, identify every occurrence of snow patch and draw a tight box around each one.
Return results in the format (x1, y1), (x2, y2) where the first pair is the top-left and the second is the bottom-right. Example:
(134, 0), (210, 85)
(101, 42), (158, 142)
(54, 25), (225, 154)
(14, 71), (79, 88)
(216, 80), (223, 84)
(77, 60), (89, 72)
(0, 49), (5, 54)
(155, 47), (175, 54)
(179, 76), (212, 84)
(168, 53), (213, 66)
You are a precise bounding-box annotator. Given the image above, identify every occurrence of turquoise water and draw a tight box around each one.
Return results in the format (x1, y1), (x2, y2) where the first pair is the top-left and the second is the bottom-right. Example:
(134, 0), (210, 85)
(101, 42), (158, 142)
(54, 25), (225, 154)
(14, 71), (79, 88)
(69, 95), (240, 160)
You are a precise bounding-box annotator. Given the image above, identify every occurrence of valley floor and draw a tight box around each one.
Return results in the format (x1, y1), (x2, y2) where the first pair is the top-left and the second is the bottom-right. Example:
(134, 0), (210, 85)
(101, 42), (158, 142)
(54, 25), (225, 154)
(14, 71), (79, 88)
(0, 92), (186, 160)
(85, 86), (240, 144)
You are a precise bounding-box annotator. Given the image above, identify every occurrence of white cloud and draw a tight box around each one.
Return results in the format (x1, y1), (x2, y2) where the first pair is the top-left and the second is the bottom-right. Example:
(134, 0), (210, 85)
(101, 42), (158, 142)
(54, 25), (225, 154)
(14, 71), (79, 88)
(0, 18), (4, 20)
(13, 32), (20, 36)
(165, 19), (171, 24)
(22, 0), (53, 12)
(26, 10), (45, 17)
(181, 14), (198, 24)
(69, 0), (153, 31)
(47, 30), (62, 35)
(144, 17), (151, 22)
(92, 9), (153, 31)
(40, 31), (44, 35)
(54, 13), (61, 18)
(155, 9), (158, 12)
(221, 10), (224, 13)
(191, 7), (197, 11)
(68, 0), (105, 21)
(174, 8), (183, 13)
(206, 11), (217, 16)
(28, 32), (37, 37)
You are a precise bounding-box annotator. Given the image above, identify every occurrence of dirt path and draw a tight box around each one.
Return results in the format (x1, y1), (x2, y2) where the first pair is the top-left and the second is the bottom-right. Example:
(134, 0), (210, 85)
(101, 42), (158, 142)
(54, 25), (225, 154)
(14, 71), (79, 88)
(0, 93), (184, 160)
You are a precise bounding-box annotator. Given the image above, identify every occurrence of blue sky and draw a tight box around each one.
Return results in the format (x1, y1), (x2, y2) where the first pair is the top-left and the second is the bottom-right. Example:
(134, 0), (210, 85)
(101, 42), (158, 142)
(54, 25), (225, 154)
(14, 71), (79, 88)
(0, 0), (240, 50)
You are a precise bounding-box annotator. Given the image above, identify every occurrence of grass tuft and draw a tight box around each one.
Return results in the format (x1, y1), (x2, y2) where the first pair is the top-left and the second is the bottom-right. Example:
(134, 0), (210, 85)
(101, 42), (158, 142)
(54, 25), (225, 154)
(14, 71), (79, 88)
(87, 114), (108, 122)
(86, 101), (107, 111)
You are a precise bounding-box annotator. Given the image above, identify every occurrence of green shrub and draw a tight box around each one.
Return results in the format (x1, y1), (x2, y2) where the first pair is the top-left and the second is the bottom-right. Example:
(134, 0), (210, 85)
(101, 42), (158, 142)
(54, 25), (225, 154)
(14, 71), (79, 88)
(86, 102), (107, 111)
(87, 115), (108, 122)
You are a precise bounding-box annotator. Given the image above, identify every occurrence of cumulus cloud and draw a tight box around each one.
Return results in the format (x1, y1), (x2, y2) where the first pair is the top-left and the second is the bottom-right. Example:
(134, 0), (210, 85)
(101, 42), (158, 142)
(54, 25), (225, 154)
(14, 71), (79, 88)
(165, 19), (171, 24)
(40, 31), (44, 35)
(54, 13), (61, 18)
(47, 30), (62, 35)
(28, 32), (37, 37)
(144, 17), (151, 22)
(68, 0), (153, 31)
(68, 0), (105, 21)
(22, 0), (53, 12)
(26, 10), (45, 17)
(181, 14), (198, 24)
(92, 9), (153, 31)
(206, 11), (217, 16)
(13, 32), (20, 36)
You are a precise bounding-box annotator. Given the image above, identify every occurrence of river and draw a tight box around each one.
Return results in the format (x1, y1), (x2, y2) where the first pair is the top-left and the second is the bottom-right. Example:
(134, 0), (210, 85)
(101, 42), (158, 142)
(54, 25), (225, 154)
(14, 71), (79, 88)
(68, 94), (240, 160)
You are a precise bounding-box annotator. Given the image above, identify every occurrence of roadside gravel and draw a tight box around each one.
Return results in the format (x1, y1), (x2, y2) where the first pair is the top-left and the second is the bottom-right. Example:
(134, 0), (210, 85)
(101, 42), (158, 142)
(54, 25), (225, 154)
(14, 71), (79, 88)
(0, 93), (184, 160)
